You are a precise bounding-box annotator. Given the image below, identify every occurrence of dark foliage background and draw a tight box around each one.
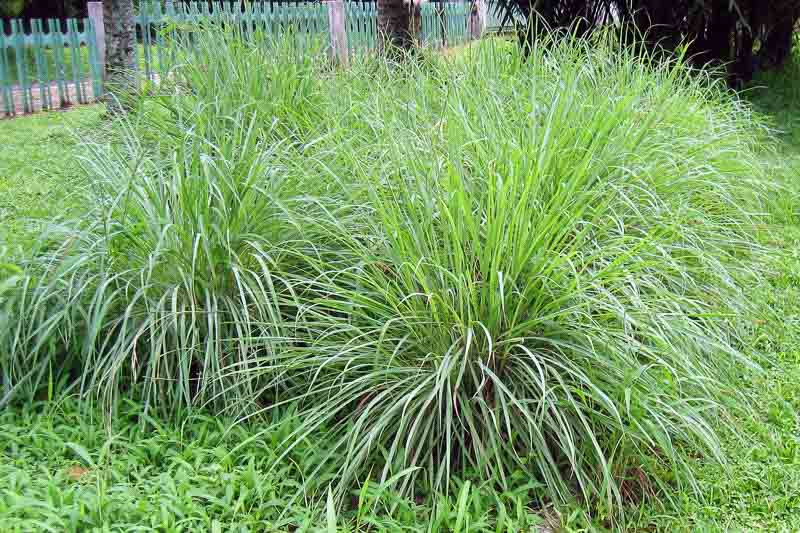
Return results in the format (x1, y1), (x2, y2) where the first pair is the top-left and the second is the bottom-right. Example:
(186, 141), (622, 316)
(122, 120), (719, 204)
(1, 0), (86, 19)
(495, 0), (800, 83)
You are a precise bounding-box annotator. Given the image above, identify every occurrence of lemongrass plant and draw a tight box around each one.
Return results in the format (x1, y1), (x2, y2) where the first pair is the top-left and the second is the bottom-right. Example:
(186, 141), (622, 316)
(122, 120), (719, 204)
(238, 36), (770, 515)
(1, 26), (772, 519)
(1, 28), (335, 413)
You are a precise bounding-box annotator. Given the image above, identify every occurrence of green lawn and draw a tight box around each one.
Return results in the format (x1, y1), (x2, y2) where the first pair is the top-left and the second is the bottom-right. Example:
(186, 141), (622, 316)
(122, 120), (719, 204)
(0, 400), (539, 530)
(0, 106), (104, 251)
(2, 52), (800, 530)
(0, 399), (324, 531)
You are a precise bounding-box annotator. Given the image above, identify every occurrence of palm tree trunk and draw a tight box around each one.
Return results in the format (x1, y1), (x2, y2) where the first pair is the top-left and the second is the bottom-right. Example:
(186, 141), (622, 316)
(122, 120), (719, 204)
(411, 1), (422, 44)
(377, 0), (413, 54)
(103, 0), (136, 114)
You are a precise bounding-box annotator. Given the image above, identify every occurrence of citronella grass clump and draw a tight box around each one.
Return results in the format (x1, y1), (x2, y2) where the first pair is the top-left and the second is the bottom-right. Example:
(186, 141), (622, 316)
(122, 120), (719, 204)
(0, 28), (771, 519)
(1, 29), (334, 412)
(248, 37), (769, 514)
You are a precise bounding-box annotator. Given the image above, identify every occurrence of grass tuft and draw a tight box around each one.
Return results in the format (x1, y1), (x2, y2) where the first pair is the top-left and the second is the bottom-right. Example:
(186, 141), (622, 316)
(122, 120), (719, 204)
(1, 29), (775, 519)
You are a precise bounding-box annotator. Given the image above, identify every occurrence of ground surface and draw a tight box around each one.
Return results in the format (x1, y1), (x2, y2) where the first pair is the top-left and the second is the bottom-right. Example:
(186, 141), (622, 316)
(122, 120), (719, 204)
(1, 60), (800, 530)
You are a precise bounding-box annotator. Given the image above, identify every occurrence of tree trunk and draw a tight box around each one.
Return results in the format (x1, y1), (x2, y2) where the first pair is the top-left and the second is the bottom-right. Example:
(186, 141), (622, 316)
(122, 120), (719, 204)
(377, 0), (413, 55)
(730, 0), (758, 85)
(103, 0), (136, 114)
(411, 1), (422, 44)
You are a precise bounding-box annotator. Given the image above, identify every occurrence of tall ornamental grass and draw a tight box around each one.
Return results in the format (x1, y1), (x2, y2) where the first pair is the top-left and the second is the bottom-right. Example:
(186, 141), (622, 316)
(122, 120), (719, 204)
(0, 28), (333, 412)
(249, 38), (769, 514)
(0, 27), (770, 516)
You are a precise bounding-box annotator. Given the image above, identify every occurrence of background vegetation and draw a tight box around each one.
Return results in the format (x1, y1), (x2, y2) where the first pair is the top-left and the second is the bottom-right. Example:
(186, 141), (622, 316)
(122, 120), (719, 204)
(495, 0), (800, 85)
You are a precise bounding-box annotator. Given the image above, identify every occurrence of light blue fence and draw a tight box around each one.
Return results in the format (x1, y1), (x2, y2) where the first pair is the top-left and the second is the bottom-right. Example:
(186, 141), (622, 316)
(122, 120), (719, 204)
(2, 1), (480, 117)
(0, 18), (103, 116)
(137, 2), (474, 68)
(345, 2), (378, 56)
(136, 1), (332, 81)
(485, 2), (513, 32)
(420, 2), (472, 48)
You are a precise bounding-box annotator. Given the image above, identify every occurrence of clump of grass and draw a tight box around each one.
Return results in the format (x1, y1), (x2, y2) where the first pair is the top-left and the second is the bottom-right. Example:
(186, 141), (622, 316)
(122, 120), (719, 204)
(247, 37), (770, 516)
(137, 26), (327, 144)
(1, 27), (772, 520)
(0, 28), (335, 413)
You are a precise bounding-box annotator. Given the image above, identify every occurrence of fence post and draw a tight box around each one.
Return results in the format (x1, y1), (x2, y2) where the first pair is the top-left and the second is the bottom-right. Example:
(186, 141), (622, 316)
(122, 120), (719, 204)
(327, 0), (349, 66)
(87, 2), (105, 72)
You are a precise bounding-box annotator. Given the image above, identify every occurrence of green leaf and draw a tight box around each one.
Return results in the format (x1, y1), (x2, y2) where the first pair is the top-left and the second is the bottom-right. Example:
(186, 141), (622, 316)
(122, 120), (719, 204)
(65, 442), (95, 469)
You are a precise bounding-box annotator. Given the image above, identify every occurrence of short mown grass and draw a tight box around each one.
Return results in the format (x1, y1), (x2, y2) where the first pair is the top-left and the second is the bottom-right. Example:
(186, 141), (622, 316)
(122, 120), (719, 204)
(1, 398), (319, 531)
(5, 395), (574, 531)
(0, 106), (104, 249)
(1, 29), (799, 530)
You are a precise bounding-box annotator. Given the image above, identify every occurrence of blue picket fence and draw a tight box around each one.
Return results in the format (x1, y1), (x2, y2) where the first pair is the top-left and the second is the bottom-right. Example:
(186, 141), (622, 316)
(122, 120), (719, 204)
(2, 1), (477, 117)
(0, 18), (103, 116)
(135, 1), (473, 67)
(420, 2), (472, 48)
(485, 2), (514, 32)
(345, 2), (378, 56)
(135, 1), (332, 81)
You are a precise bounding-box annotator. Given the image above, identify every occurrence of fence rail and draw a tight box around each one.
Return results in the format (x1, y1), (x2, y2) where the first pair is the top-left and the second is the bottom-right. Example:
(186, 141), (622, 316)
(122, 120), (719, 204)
(2, 1), (482, 117)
